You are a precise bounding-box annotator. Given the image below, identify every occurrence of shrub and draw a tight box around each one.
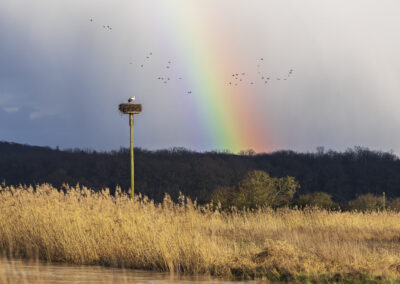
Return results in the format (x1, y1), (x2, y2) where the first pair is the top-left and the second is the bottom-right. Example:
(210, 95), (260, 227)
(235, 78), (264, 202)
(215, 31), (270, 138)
(210, 186), (232, 209)
(296, 192), (338, 210)
(347, 193), (385, 212)
(388, 197), (400, 211)
(211, 170), (299, 209)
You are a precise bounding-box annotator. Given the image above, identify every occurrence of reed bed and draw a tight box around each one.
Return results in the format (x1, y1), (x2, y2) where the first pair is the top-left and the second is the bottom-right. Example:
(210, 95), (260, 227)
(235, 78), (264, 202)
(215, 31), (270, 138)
(1, 184), (400, 282)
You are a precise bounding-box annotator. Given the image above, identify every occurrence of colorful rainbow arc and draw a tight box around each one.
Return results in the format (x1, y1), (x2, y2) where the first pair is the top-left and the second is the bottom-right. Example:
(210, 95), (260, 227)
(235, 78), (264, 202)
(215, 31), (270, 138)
(159, 3), (275, 153)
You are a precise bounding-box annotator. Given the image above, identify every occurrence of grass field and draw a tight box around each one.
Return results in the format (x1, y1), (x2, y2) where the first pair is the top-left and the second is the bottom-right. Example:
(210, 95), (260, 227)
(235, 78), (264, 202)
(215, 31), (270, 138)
(1, 184), (400, 282)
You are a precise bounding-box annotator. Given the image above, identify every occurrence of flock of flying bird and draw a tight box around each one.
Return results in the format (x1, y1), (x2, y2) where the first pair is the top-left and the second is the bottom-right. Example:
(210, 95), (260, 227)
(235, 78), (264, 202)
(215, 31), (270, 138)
(227, 62), (294, 87)
(89, 18), (294, 96)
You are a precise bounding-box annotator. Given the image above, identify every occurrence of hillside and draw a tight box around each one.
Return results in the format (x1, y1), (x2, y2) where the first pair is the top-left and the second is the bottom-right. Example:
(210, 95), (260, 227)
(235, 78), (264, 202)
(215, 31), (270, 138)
(0, 141), (399, 203)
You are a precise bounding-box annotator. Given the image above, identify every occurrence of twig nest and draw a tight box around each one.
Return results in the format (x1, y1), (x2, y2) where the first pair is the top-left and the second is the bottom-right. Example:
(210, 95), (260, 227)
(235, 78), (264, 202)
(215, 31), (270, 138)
(119, 104), (142, 114)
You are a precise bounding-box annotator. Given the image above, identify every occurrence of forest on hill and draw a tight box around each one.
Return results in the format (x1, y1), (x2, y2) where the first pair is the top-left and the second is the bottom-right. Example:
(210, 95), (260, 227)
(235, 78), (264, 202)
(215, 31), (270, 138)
(0, 141), (399, 204)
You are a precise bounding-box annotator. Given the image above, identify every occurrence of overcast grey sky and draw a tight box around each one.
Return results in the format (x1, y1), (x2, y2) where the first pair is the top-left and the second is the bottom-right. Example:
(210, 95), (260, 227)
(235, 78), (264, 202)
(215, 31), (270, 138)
(1, 0), (400, 153)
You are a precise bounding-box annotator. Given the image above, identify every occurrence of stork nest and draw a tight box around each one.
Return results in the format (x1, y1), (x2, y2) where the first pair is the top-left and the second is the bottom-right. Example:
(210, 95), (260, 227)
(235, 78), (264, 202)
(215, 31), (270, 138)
(119, 103), (142, 114)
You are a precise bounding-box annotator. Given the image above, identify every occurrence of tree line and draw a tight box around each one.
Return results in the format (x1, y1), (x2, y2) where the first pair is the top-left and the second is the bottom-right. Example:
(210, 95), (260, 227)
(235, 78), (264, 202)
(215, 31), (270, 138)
(0, 141), (399, 207)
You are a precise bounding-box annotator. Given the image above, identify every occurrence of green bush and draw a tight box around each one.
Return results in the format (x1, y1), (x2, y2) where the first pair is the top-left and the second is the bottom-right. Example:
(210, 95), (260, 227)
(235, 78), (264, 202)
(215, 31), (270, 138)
(211, 170), (299, 209)
(347, 194), (385, 212)
(296, 192), (338, 209)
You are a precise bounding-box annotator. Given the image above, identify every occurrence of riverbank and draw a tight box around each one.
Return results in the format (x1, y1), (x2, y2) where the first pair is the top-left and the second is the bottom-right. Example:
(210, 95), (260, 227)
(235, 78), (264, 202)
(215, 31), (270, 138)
(1, 184), (400, 282)
(0, 258), (245, 284)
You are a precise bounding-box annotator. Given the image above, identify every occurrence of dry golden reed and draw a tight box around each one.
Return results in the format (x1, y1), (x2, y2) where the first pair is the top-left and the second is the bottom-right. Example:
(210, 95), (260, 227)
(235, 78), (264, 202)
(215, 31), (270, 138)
(1, 184), (400, 282)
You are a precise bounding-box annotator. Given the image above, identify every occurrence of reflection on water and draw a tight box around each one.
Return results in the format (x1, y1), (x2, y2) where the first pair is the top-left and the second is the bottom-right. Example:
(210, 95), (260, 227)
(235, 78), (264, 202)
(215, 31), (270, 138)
(0, 258), (259, 283)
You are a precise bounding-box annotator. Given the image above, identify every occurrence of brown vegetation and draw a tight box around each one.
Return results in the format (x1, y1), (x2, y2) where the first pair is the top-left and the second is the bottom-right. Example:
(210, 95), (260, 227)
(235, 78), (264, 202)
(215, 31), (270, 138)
(118, 103), (142, 114)
(1, 184), (400, 282)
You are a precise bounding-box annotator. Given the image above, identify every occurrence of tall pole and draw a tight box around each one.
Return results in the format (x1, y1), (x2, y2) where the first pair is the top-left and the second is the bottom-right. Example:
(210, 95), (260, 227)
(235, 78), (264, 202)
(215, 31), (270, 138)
(130, 113), (134, 200)
(119, 100), (141, 200)
(383, 191), (386, 210)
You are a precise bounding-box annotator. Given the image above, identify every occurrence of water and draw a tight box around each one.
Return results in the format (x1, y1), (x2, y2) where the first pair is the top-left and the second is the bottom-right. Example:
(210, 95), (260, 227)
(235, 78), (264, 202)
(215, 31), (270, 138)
(0, 258), (260, 283)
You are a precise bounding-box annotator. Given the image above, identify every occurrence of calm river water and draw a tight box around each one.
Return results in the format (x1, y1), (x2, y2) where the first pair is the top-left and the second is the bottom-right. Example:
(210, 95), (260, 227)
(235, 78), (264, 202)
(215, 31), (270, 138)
(0, 258), (263, 283)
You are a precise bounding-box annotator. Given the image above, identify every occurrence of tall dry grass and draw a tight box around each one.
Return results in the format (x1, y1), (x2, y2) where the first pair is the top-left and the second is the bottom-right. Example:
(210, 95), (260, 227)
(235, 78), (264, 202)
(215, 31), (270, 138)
(1, 184), (400, 282)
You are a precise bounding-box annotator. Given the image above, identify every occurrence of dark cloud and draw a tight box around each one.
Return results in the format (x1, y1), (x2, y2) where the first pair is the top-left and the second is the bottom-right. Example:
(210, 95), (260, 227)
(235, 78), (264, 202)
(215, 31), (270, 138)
(1, 0), (400, 153)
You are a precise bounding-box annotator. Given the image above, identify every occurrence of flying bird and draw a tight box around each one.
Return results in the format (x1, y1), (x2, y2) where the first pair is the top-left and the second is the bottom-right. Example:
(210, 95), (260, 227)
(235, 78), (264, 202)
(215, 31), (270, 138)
(128, 97), (136, 103)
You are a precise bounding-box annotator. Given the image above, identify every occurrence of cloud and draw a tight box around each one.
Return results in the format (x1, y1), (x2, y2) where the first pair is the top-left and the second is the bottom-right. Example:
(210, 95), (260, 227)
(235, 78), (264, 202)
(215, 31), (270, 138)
(29, 112), (41, 120)
(29, 110), (56, 120)
(3, 107), (19, 113)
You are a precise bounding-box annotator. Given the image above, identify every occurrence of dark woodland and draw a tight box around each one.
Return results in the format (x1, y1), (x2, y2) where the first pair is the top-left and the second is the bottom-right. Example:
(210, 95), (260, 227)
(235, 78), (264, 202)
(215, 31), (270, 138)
(0, 141), (399, 205)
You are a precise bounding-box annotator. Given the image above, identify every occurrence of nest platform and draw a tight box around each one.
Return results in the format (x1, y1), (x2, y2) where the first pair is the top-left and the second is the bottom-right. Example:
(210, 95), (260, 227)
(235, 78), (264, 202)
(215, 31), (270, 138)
(119, 103), (142, 114)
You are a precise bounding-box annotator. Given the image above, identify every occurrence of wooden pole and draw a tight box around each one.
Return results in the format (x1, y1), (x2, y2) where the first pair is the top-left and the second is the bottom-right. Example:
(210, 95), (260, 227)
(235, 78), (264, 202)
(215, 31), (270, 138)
(130, 113), (134, 199)
(119, 102), (141, 199)
(383, 192), (386, 210)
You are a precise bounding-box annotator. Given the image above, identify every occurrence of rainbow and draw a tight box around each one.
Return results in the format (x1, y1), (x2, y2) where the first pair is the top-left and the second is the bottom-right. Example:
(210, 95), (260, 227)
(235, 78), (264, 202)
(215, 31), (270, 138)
(159, 3), (276, 153)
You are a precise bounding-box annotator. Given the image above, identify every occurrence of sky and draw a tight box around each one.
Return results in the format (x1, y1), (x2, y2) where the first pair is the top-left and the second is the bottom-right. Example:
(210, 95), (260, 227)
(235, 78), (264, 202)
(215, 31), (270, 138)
(1, 0), (400, 153)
